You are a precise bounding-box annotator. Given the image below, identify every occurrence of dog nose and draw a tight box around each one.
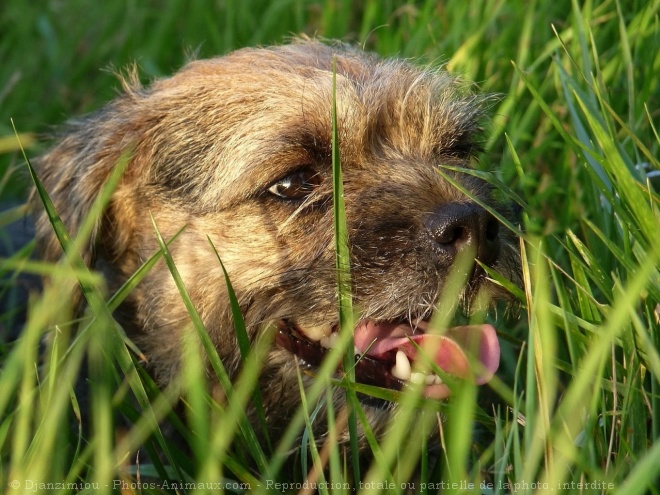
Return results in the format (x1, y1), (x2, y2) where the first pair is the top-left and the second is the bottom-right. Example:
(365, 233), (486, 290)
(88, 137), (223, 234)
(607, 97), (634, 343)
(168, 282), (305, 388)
(425, 203), (500, 270)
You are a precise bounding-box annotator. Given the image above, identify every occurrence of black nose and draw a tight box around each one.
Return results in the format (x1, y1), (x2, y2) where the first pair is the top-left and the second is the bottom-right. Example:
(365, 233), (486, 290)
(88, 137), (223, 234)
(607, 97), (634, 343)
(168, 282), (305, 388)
(425, 203), (500, 271)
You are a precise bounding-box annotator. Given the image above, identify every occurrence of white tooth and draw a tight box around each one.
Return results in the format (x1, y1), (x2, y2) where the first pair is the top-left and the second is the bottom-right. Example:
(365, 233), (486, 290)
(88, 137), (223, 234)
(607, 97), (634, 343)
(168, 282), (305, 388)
(433, 375), (443, 385)
(320, 333), (339, 349)
(425, 374), (437, 385)
(326, 332), (339, 349)
(391, 351), (412, 381)
(302, 324), (331, 342)
(354, 346), (361, 356)
(410, 372), (426, 384)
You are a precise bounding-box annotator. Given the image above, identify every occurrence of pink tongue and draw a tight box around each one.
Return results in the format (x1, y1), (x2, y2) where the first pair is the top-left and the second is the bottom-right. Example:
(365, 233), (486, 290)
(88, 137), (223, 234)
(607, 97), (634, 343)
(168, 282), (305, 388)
(353, 321), (500, 385)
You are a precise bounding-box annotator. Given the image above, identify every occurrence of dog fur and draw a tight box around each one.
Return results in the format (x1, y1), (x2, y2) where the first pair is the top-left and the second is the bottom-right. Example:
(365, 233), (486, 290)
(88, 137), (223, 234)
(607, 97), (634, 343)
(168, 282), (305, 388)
(33, 39), (518, 445)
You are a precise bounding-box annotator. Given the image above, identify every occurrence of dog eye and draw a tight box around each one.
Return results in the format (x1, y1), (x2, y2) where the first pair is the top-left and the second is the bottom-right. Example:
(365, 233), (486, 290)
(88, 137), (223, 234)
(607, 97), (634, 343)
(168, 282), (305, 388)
(268, 168), (322, 200)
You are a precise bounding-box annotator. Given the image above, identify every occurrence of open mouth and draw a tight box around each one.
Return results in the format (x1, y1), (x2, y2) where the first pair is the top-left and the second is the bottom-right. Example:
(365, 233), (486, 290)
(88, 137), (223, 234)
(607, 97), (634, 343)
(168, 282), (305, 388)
(275, 317), (500, 400)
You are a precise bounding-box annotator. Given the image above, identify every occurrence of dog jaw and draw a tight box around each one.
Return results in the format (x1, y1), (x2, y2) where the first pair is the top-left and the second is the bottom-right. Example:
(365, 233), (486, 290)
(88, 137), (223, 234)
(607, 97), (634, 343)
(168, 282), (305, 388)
(33, 39), (519, 447)
(276, 318), (500, 400)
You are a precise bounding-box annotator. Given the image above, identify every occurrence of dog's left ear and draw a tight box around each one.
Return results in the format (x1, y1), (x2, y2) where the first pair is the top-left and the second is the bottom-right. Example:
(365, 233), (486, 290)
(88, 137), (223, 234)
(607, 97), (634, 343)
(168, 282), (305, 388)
(32, 103), (140, 269)
(32, 67), (151, 270)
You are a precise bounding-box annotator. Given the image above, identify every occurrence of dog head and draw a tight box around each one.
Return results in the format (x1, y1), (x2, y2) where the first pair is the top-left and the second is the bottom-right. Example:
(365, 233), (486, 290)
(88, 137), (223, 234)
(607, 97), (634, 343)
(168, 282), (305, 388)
(34, 40), (519, 441)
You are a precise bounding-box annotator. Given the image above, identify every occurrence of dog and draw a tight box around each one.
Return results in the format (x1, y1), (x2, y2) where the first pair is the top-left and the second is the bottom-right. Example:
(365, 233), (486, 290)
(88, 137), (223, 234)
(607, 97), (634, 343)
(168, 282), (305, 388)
(32, 39), (519, 451)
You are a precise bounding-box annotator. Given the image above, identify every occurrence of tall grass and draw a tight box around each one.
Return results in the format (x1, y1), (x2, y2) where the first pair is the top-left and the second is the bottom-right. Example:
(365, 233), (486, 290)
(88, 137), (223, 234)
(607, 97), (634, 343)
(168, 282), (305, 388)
(1, 0), (659, 493)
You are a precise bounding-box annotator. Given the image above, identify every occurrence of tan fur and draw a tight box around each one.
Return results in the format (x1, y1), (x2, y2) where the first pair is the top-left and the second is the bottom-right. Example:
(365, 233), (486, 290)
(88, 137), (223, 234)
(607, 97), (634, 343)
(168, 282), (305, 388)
(33, 40), (518, 443)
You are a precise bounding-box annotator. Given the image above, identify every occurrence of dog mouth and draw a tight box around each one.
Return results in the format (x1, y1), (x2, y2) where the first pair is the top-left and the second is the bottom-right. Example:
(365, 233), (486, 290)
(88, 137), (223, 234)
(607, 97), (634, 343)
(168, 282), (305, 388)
(275, 318), (500, 400)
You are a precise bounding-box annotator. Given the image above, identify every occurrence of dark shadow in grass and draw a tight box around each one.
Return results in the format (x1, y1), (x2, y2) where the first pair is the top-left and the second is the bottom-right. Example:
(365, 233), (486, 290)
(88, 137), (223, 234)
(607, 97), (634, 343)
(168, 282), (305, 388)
(0, 202), (41, 343)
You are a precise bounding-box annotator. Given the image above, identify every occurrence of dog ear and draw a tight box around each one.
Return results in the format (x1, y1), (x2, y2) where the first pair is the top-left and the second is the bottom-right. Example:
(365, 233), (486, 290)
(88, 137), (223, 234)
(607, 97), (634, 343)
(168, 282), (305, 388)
(32, 72), (144, 268)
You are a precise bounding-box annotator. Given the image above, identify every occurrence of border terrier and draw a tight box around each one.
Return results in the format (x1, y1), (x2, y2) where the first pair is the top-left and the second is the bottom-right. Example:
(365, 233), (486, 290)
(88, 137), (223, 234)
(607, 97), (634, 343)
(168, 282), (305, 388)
(33, 40), (518, 445)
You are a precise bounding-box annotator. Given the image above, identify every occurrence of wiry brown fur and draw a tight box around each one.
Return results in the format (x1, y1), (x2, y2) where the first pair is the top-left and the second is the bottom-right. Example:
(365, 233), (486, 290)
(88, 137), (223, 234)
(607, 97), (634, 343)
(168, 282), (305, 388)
(33, 40), (518, 444)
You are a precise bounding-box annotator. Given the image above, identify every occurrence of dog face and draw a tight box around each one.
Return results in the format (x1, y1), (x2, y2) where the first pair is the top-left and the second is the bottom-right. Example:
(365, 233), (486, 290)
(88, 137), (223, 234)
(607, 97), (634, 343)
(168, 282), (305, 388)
(34, 40), (518, 441)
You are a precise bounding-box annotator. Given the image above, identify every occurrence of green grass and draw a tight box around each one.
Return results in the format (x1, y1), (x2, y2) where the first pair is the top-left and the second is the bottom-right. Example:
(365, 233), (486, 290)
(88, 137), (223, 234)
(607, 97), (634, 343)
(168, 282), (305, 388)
(2, 0), (660, 493)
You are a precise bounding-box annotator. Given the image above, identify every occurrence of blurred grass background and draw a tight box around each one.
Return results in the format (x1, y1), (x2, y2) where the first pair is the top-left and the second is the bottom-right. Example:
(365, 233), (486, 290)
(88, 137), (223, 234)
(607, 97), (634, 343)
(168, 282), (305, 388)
(1, 0), (660, 493)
